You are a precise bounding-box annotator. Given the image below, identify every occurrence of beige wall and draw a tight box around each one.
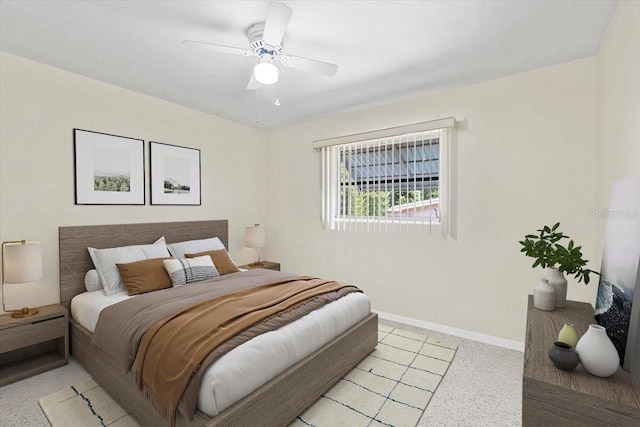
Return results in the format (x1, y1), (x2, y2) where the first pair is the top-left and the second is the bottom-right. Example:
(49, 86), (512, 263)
(0, 53), (267, 311)
(595, 1), (640, 258)
(266, 58), (598, 342)
(1, 2), (636, 341)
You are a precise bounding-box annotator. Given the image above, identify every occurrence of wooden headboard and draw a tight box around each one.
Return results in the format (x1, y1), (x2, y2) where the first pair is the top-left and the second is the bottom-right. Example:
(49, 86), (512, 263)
(58, 220), (228, 312)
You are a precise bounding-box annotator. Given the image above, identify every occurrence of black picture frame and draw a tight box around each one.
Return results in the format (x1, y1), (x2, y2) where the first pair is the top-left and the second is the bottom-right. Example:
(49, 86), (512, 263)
(149, 141), (201, 206)
(74, 129), (145, 205)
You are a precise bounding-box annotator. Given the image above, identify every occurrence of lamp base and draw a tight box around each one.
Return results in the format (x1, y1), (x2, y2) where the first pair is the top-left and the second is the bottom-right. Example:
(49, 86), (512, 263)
(249, 261), (265, 267)
(10, 307), (39, 318)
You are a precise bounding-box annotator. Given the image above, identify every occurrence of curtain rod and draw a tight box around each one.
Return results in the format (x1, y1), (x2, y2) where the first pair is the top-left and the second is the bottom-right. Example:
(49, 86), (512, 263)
(313, 117), (456, 149)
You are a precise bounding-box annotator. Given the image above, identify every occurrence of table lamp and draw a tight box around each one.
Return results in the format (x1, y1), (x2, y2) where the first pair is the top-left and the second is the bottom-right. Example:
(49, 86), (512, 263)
(245, 224), (266, 267)
(2, 240), (43, 318)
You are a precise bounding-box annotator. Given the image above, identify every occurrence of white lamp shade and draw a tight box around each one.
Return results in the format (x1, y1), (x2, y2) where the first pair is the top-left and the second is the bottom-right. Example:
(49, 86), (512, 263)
(245, 225), (267, 248)
(253, 61), (279, 85)
(3, 242), (42, 283)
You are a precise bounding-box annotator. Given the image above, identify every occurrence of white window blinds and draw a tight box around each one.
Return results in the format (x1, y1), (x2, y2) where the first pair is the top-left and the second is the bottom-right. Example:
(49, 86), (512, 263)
(319, 122), (453, 237)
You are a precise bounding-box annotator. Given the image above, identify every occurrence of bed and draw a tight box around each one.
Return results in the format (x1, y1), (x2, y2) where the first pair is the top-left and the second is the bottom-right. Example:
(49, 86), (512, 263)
(59, 220), (378, 427)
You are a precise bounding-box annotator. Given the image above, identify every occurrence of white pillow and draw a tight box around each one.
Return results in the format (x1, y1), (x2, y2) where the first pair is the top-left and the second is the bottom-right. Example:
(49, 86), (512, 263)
(163, 256), (219, 286)
(84, 269), (102, 292)
(166, 237), (225, 259)
(88, 236), (171, 296)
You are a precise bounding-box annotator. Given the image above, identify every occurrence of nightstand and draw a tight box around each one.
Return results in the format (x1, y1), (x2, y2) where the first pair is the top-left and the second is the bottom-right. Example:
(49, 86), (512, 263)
(239, 261), (280, 271)
(0, 304), (68, 386)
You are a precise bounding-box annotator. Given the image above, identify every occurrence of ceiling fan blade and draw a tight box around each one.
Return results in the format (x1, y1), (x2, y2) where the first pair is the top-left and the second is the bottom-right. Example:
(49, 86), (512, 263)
(281, 55), (338, 76)
(246, 73), (261, 90)
(262, 2), (292, 46)
(183, 40), (251, 56)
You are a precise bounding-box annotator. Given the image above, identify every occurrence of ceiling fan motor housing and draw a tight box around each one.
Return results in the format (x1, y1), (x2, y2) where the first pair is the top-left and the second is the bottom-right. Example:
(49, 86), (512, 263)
(248, 22), (282, 59)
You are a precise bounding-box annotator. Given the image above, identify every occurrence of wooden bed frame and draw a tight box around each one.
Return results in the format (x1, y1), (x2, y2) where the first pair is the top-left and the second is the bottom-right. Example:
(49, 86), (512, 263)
(58, 220), (378, 427)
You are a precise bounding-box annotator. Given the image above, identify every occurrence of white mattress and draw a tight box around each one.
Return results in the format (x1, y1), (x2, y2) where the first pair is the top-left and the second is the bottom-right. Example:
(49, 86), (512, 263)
(71, 287), (370, 417)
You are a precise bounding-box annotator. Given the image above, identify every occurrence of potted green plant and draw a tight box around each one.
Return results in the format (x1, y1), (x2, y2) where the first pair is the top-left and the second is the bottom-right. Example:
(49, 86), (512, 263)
(519, 222), (599, 308)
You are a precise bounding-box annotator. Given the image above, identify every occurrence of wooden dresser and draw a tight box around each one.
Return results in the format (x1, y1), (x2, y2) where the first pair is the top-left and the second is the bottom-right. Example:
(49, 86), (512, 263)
(523, 295), (640, 426)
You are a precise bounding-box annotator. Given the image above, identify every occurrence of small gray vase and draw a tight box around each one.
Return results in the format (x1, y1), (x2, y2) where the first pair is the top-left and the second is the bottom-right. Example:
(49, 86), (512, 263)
(548, 341), (580, 371)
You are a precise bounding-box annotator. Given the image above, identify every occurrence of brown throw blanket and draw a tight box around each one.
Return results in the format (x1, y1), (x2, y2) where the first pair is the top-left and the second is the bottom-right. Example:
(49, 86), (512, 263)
(93, 270), (302, 374)
(132, 276), (360, 425)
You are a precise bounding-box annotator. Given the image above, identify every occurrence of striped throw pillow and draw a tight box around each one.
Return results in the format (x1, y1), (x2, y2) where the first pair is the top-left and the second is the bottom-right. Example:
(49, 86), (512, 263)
(163, 256), (219, 286)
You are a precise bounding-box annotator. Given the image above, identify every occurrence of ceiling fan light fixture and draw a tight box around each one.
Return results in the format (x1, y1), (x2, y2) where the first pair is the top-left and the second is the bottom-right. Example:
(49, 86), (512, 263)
(254, 60), (279, 85)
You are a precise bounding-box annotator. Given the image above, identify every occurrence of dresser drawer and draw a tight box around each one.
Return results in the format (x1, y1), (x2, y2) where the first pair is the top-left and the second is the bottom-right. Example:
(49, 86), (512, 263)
(0, 315), (66, 354)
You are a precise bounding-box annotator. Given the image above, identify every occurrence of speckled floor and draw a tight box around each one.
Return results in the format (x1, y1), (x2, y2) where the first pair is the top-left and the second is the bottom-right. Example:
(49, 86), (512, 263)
(0, 320), (523, 427)
(380, 320), (524, 427)
(0, 358), (92, 427)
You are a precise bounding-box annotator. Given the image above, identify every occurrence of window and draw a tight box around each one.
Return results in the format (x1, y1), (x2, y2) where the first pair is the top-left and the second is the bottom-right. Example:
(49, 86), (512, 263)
(315, 118), (455, 235)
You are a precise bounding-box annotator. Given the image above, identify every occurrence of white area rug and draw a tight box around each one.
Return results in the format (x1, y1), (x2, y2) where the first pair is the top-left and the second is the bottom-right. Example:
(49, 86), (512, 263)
(291, 324), (457, 427)
(39, 325), (456, 427)
(38, 378), (138, 426)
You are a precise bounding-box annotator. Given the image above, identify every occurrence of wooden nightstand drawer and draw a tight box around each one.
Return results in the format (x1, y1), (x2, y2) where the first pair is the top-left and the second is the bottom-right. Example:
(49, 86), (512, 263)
(0, 315), (65, 354)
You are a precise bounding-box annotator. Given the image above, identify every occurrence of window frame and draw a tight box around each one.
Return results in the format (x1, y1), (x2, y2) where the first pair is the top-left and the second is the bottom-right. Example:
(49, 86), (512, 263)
(316, 118), (455, 236)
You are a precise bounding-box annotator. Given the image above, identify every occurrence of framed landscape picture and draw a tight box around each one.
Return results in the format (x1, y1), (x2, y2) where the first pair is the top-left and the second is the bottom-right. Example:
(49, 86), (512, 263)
(595, 175), (640, 379)
(74, 129), (145, 205)
(150, 141), (201, 205)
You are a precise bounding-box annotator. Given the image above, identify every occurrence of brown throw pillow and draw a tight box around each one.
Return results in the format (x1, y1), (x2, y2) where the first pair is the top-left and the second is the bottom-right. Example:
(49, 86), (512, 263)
(116, 257), (172, 295)
(185, 249), (240, 275)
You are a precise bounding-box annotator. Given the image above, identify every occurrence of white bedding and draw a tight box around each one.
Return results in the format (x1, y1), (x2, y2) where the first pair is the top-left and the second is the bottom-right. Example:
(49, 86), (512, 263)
(71, 283), (370, 417)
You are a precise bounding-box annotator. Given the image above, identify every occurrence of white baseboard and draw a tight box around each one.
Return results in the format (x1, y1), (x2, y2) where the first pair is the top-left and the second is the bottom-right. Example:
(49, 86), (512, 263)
(374, 310), (525, 352)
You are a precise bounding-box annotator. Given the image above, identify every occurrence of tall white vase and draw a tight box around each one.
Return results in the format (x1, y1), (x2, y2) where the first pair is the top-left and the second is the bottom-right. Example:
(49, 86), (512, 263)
(546, 268), (567, 308)
(575, 324), (620, 377)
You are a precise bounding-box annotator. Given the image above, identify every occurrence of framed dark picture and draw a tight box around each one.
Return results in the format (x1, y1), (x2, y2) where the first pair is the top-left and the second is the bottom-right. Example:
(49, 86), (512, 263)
(149, 141), (201, 205)
(595, 175), (640, 380)
(74, 129), (145, 205)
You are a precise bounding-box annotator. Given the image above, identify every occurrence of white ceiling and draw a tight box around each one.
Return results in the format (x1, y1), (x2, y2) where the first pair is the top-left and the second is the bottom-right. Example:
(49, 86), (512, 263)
(0, 1), (617, 130)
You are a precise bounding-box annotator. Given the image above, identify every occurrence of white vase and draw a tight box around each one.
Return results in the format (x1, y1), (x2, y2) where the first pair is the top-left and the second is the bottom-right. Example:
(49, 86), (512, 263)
(546, 268), (567, 308)
(533, 278), (556, 311)
(575, 324), (620, 377)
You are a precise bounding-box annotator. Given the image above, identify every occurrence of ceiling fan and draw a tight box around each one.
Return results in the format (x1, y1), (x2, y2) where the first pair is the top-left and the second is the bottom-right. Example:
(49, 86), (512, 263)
(183, 2), (338, 90)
